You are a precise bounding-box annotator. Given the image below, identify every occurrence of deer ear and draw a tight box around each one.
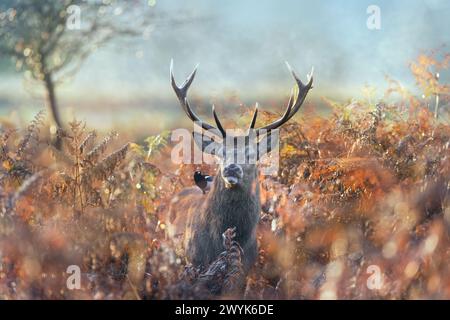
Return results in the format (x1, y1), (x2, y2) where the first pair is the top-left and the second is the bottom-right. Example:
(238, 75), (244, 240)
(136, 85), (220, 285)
(192, 132), (223, 156)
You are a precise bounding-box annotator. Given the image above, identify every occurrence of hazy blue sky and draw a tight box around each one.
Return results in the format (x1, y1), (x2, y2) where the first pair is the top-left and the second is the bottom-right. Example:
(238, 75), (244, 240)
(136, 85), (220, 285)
(0, 0), (449, 127)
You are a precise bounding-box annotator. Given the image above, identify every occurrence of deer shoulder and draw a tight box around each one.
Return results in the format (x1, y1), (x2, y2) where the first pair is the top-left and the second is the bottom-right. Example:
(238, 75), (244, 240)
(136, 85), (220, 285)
(166, 187), (203, 240)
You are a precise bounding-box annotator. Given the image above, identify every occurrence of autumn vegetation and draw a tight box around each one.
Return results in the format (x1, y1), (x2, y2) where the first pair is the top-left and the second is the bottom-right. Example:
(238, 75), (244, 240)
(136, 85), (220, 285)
(0, 50), (449, 300)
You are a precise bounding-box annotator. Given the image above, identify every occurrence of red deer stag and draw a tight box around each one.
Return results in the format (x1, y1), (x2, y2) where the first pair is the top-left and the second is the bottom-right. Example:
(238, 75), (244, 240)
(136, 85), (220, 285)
(167, 61), (313, 271)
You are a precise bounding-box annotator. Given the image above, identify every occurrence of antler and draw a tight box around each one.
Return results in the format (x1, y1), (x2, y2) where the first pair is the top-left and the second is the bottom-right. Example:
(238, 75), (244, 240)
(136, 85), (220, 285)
(251, 62), (314, 134)
(171, 60), (313, 138)
(170, 60), (226, 137)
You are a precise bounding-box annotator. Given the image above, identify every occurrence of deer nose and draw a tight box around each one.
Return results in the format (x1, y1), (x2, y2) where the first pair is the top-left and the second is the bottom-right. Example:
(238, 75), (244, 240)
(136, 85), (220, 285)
(224, 176), (238, 186)
(222, 164), (243, 187)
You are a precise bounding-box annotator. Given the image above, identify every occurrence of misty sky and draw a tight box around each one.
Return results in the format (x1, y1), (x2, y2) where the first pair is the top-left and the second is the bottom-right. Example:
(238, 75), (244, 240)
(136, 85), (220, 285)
(0, 0), (449, 127)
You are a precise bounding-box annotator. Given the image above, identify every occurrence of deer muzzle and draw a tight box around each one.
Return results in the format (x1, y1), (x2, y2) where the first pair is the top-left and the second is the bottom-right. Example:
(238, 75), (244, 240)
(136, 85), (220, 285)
(224, 176), (239, 188)
(222, 163), (243, 188)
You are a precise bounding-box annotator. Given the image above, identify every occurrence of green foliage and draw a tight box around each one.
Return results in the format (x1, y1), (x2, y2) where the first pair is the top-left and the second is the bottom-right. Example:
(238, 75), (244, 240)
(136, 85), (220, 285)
(131, 130), (171, 160)
(128, 131), (171, 214)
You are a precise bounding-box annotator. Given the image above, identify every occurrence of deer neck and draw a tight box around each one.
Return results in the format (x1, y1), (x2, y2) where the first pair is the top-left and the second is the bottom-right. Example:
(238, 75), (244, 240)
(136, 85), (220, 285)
(204, 166), (260, 228)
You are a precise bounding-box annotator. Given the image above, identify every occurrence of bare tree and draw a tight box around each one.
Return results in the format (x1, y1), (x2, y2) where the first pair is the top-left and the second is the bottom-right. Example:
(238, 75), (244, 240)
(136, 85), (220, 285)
(0, 0), (150, 147)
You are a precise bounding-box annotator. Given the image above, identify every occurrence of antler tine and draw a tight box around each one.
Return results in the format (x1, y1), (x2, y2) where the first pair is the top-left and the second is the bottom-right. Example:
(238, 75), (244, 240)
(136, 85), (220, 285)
(249, 103), (259, 130)
(255, 63), (313, 134)
(170, 60), (221, 135)
(212, 105), (226, 137)
(285, 63), (314, 118)
(254, 89), (294, 133)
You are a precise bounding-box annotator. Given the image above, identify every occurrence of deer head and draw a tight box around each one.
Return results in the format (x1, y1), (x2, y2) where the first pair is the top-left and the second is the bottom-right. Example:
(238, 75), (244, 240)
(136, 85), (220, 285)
(168, 60), (313, 269)
(170, 60), (313, 189)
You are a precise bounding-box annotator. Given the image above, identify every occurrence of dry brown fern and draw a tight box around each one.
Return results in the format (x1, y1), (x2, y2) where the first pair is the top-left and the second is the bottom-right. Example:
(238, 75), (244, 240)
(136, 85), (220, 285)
(167, 227), (245, 299)
(0, 111), (45, 185)
(49, 121), (129, 212)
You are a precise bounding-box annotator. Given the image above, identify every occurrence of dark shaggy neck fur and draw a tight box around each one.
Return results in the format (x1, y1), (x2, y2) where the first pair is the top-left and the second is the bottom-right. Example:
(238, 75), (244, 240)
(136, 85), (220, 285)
(184, 165), (260, 270)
